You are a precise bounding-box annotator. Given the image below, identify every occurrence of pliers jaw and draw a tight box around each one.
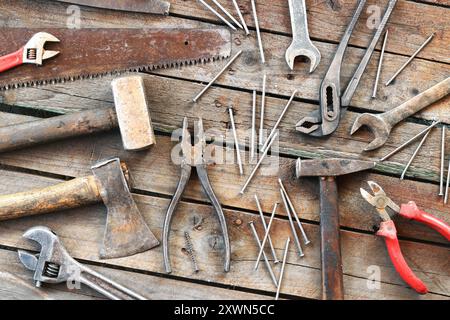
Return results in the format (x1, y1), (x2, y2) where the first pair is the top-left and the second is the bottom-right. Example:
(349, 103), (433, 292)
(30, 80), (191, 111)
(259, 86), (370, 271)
(23, 32), (60, 65)
(360, 181), (400, 222)
(179, 117), (207, 167)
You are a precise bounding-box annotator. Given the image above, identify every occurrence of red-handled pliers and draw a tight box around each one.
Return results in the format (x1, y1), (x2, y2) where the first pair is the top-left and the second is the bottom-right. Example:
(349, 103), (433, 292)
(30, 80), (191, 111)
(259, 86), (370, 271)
(0, 32), (60, 73)
(360, 181), (450, 294)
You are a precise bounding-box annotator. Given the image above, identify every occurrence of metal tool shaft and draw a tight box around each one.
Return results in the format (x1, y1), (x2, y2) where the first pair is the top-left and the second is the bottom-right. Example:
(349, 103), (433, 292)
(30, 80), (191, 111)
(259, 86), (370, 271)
(249, 222), (278, 287)
(440, 126), (446, 196)
(255, 194), (279, 263)
(380, 121), (440, 162)
(259, 73), (267, 146)
(228, 107), (244, 175)
(280, 189), (303, 257)
(251, 0), (265, 64)
(275, 237), (290, 300)
(372, 30), (389, 98)
(193, 50), (242, 102)
(386, 33), (435, 86)
(197, 0), (237, 30)
(251, 90), (257, 161)
(211, 0), (243, 29)
(400, 129), (432, 180)
(240, 132), (278, 194)
(254, 202), (278, 270)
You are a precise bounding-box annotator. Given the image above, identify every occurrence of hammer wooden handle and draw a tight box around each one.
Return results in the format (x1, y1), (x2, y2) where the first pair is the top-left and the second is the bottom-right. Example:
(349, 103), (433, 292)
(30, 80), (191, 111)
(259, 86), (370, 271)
(0, 107), (118, 153)
(0, 175), (100, 221)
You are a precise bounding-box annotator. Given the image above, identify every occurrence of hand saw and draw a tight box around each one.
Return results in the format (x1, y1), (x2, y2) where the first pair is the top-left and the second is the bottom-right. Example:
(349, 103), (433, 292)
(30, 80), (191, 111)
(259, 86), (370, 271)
(0, 28), (231, 90)
(54, 0), (170, 15)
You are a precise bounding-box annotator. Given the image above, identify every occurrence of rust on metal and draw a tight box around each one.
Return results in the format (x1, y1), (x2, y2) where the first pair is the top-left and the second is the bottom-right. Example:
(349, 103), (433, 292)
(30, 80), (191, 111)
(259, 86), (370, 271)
(0, 28), (232, 89)
(296, 158), (377, 177)
(54, 0), (170, 15)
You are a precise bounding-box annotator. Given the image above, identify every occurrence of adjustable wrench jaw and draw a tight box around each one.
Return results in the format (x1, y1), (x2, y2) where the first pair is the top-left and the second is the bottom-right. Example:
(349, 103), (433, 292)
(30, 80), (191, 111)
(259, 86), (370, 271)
(18, 226), (77, 286)
(22, 32), (60, 65)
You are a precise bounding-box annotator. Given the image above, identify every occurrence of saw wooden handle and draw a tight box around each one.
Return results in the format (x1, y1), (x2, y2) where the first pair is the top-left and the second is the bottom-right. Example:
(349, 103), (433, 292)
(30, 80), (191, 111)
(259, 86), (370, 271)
(0, 175), (101, 221)
(0, 107), (118, 153)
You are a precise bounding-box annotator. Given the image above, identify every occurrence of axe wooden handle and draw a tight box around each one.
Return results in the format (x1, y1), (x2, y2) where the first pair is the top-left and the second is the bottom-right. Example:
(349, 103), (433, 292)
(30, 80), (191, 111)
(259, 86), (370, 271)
(0, 107), (118, 153)
(0, 175), (101, 221)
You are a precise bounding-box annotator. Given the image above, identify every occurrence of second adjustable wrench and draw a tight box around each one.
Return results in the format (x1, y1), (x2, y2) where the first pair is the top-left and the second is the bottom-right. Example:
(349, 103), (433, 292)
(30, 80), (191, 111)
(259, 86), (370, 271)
(285, 0), (321, 73)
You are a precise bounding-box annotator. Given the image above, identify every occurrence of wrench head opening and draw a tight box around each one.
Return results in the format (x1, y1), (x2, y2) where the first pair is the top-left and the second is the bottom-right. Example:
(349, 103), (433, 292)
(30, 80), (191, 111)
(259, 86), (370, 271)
(285, 43), (321, 73)
(23, 32), (60, 65)
(350, 113), (391, 151)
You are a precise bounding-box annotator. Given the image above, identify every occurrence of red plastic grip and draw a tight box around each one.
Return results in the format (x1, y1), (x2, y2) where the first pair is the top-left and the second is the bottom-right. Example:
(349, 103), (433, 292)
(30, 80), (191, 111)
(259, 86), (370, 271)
(0, 47), (24, 73)
(400, 201), (450, 241)
(377, 220), (428, 294)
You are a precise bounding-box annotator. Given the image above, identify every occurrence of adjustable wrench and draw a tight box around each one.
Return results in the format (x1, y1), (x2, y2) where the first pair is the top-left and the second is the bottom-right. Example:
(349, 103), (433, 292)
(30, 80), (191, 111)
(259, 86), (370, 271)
(285, 0), (321, 73)
(351, 77), (450, 151)
(0, 32), (59, 73)
(18, 226), (146, 300)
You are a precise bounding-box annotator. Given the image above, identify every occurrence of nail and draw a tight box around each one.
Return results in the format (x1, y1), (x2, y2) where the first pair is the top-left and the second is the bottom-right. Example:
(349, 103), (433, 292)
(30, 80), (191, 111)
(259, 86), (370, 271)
(254, 202), (278, 270)
(232, 0), (249, 35)
(251, 0), (265, 64)
(400, 128), (432, 180)
(372, 30), (389, 98)
(250, 90), (257, 161)
(259, 73), (267, 146)
(228, 106), (244, 175)
(280, 188), (304, 257)
(254, 194), (279, 263)
(211, 0), (243, 29)
(198, 0), (237, 31)
(275, 237), (290, 300)
(445, 159), (450, 204)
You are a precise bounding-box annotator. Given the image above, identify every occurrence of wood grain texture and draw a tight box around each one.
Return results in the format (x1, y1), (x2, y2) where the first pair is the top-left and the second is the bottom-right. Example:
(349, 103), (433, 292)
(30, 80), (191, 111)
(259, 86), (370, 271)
(0, 169), (448, 299)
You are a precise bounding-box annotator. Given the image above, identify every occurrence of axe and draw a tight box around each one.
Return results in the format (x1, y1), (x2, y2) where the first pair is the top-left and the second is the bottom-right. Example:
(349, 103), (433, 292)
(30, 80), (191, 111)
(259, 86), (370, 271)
(0, 157), (159, 259)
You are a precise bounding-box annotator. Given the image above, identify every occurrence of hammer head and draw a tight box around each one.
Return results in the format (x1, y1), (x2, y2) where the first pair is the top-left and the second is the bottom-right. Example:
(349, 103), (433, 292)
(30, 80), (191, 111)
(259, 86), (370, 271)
(296, 158), (377, 178)
(350, 113), (391, 151)
(111, 75), (156, 151)
(91, 158), (159, 259)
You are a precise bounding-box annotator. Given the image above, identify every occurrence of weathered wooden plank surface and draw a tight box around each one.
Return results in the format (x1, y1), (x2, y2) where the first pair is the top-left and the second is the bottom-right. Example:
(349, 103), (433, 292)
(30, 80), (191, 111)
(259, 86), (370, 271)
(2, 0), (448, 63)
(0, 248), (266, 300)
(1, 73), (447, 184)
(0, 169), (448, 299)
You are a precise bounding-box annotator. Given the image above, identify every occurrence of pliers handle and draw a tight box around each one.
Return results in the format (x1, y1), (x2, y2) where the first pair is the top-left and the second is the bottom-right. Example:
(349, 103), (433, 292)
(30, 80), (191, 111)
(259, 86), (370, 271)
(377, 202), (450, 294)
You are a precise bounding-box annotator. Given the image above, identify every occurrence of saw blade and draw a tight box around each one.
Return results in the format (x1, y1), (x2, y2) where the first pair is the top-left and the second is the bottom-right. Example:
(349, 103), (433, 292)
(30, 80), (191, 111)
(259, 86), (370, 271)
(0, 28), (231, 90)
(54, 0), (170, 15)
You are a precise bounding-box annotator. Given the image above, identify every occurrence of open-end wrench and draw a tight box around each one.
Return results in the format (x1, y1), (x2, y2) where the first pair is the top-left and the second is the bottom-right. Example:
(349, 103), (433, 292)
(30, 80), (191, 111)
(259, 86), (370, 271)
(18, 226), (146, 300)
(351, 77), (450, 151)
(0, 32), (59, 73)
(285, 0), (321, 73)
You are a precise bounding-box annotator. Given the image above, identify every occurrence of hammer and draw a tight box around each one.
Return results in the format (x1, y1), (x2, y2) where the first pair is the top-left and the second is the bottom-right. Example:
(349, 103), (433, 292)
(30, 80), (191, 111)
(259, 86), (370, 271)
(0, 74), (155, 152)
(296, 158), (376, 300)
(0, 157), (159, 259)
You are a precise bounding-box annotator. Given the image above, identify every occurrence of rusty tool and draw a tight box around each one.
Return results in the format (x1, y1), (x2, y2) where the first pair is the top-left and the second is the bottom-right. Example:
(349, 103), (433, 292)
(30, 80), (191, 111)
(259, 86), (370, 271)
(0, 32), (59, 73)
(360, 181), (450, 294)
(296, 158), (377, 300)
(0, 158), (159, 259)
(0, 75), (155, 153)
(18, 226), (146, 300)
(0, 28), (231, 90)
(351, 78), (450, 151)
(163, 118), (230, 273)
(372, 30), (389, 98)
(285, 0), (321, 73)
(296, 0), (396, 137)
(54, 0), (170, 15)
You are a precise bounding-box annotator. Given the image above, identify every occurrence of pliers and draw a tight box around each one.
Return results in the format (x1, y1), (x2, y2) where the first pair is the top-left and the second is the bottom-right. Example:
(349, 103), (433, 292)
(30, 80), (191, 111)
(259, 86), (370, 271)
(0, 32), (60, 73)
(162, 117), (231, 274)
(360, 181), (450, 294)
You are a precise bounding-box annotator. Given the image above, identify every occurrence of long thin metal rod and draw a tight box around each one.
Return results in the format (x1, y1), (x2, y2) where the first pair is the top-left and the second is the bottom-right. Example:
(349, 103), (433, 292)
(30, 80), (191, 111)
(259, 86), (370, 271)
(380, 121), (440, 162)
(249, 222), (278, 287)
(445, 159), (450, 204)
(385, 33), (435, 86)
(232, 0), (249, 35)
(278, 179), (310, 244)
(193, 50), (242, 102)
(228, 107), (244, 175)
(440, 126), (446, 196)
(197, 0), (237, 30)
(251, 0), (265, 64)
(254, 202), (278, 270)
(259, 73), (267, 146)
(240, 132), (278, 194)
(280, 189), (304, 257)
(275, 237), (290, 300)
(250, 90), (257, 161)
(372, 30), (389, 98)
(400, 129), (432, 180)
(261, 90), (297, 153)
(211, 0), (243, 29)
(254, 194), (279, 263)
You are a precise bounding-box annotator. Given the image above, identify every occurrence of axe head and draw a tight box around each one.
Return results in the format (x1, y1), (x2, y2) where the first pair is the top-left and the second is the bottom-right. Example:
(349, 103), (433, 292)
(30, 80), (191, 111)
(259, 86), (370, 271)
(91, 158), (159, 259)
(296, 158), (377, 178)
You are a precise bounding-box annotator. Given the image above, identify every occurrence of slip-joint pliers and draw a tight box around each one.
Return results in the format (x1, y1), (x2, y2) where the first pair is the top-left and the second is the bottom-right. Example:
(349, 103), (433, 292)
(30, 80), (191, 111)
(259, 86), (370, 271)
(360, 181), (450, 294)
(162, 117), (231, 274)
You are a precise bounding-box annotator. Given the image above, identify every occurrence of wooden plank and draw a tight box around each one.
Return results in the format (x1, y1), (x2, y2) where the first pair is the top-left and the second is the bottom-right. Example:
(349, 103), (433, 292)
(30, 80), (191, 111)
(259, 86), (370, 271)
(2, 0), (448, 64)
(0, 169), (447, 299)
(0, 74), (447, 184)
(0, 248), (266, 300)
